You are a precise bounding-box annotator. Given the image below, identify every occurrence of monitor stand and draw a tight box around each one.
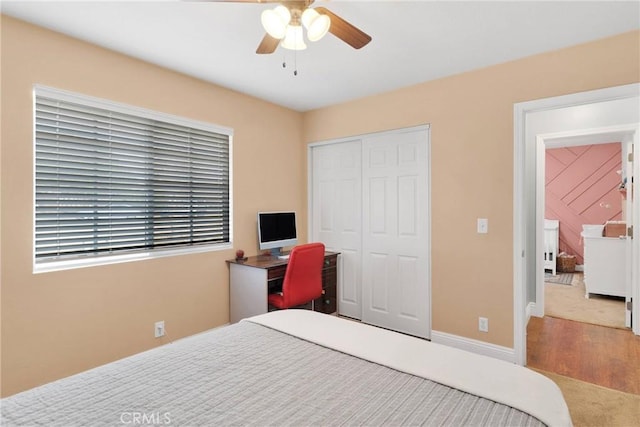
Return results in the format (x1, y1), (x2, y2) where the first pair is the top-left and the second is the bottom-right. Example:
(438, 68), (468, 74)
(270, 247), (283, 257)
(270, 248), (290, 259)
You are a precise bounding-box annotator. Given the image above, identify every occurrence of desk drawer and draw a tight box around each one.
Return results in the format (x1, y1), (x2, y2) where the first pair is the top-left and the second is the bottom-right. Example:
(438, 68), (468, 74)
(314, 282), (336, 314)
(322, 269), (337, 287)
(323, 255), (338, 269)
(314, 295), (336, 314)
(267, 265), (287, 280)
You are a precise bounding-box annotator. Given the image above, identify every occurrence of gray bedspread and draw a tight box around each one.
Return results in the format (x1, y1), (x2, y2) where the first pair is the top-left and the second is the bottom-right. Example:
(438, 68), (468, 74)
(1, 320), (544, 426)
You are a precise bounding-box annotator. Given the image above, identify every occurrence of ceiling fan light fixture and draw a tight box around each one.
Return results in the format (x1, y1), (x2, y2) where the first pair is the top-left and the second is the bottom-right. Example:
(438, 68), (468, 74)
(261, 5), (291, 39)
(302, 9), (330, 42)
(281, 25), (307, 50)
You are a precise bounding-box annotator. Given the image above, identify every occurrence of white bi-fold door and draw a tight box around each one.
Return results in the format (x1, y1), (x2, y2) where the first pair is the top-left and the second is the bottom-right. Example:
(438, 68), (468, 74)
(361, 129), (431, 338)
(309, 126), (430, 339)
(311, 140), (363, 320)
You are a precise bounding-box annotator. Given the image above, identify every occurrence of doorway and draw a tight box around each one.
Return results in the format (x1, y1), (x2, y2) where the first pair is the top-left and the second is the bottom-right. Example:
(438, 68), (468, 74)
(541, 134), (630, 330)
(513, 83), (640, 365)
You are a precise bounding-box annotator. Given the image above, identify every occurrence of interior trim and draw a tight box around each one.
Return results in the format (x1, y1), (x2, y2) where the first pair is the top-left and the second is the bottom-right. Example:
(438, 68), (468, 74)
(431, 330), (515, 363)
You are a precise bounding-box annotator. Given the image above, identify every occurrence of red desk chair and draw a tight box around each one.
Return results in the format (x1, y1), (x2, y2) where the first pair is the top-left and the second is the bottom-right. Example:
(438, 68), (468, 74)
(268, 242), (325, 310)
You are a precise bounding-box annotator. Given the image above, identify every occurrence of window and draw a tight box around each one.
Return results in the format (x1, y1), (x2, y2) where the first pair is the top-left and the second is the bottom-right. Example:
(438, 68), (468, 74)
(34, 86), (232, 271)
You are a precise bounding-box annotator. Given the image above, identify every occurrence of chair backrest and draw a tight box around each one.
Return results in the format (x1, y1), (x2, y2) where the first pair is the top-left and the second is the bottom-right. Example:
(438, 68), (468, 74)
(280, 242), (325, 308)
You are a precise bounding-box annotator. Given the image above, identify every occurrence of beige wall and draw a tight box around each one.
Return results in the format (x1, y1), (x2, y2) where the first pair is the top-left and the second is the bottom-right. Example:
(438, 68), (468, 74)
(1, 14), (639, 397)
(0, 16), (305, 396)
(303, 30), (640, 348)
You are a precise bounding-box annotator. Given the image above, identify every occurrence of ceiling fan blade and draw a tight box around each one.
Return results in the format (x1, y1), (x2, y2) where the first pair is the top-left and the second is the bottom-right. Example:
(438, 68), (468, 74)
(200, 0), (282, 3)
(202, 0), (313, 3)
(256, 33), (280, 54)
(314, 6), (371, 49)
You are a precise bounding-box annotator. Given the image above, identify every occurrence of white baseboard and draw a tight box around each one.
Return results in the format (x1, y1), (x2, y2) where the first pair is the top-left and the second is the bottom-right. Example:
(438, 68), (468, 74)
(526, 301), (536, 321)
(431, 330), (516, 363)
(529, 300), (543, 318)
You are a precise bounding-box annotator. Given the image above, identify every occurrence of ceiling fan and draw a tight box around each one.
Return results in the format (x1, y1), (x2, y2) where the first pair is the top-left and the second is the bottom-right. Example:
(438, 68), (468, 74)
(245, 0), (372, 54)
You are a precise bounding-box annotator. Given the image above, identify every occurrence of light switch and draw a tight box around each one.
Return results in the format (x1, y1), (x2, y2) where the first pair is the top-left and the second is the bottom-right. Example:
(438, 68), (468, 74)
(477, 218), (488, 234)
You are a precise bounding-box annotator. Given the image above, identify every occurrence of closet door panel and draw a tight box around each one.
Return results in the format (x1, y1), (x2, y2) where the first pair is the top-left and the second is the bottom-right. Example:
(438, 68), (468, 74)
(340, 249), (360, 305)
(311, 140), (363, 319)
(369, 252), (390, 312)
(362, 129), (430, 339)
(398, 255), (420, 319)
(310, 126), (430, 336)
(398, 176), (418, 236)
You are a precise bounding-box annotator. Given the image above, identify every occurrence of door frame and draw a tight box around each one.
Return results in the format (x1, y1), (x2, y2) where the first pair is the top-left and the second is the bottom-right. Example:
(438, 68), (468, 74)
(513, 83), (640, 365)
(307, 124), (432, 336)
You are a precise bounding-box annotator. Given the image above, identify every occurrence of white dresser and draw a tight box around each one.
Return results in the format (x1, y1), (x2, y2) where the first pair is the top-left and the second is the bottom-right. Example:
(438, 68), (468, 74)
(582, 236), (627, 298)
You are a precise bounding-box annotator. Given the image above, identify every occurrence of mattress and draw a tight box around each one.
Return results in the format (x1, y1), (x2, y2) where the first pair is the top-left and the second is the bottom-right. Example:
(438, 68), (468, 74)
(1, 310), (571, 426)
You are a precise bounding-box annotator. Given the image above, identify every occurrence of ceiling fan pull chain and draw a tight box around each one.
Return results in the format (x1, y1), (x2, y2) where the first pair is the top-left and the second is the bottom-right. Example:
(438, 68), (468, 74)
(279, 52), (298, 76)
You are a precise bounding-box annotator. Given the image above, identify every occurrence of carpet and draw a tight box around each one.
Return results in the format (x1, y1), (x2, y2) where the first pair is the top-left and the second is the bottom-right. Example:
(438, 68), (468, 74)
(545, 273), (626, 329)
(533, 369), (640, 427)
(545, 272), (573, 285)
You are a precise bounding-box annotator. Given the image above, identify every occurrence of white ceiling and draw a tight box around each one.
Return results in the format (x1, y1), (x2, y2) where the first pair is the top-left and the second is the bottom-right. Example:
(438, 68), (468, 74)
(2, 1), (639, 112)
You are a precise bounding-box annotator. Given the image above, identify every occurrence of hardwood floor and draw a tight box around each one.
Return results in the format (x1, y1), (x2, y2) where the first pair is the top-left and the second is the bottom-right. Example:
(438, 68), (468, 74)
(527, 316), (640, 395)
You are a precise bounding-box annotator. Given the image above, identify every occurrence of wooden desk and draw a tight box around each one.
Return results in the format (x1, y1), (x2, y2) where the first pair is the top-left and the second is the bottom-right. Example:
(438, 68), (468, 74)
(227, 252), (338, 323)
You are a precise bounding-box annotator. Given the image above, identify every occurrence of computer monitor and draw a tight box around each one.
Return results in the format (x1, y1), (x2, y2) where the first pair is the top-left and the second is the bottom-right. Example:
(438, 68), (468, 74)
(257, 211), (297, 257)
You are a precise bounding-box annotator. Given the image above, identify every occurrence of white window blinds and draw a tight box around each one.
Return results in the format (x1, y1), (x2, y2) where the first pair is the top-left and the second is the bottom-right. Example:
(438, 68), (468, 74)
(34, 87), (232, 264)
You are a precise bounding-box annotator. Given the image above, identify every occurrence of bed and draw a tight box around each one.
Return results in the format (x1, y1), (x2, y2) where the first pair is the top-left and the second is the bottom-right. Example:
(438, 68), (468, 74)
(1, 310), (571, 426)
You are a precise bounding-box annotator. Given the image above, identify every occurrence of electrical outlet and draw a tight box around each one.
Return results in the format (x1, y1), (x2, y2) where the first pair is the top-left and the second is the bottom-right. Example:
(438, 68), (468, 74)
(154, 321), (165, 338)
(478, 317), (489, 333)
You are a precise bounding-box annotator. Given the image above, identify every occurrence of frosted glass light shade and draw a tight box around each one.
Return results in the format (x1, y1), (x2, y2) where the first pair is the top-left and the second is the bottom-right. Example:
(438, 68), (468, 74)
(281, 25), (307, 50)
(301, 8), (318, 28)
(261, 5), (291, 39)
(301, 8), (330, 42)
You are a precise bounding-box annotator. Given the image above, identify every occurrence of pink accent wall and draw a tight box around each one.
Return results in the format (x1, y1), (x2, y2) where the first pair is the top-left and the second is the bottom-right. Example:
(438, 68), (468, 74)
(545, 143), (623, 264)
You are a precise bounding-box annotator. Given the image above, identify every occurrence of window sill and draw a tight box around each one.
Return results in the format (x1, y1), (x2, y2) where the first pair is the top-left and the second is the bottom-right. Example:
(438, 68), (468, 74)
(33, 243), (232, 274)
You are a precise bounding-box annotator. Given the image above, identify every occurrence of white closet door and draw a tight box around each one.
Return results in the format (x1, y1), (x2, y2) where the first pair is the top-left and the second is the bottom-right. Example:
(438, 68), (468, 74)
(361, 129), (430, 339)
(311, 140), (363, 319)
